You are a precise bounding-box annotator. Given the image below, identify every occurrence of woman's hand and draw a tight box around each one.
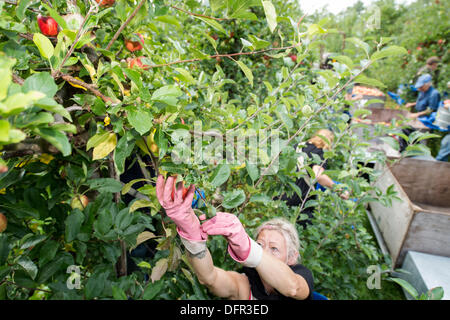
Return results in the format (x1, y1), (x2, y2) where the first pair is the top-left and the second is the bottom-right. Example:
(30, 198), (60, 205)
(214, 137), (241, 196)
(156, 175), (206, 242)
(201, 212), (262, 267)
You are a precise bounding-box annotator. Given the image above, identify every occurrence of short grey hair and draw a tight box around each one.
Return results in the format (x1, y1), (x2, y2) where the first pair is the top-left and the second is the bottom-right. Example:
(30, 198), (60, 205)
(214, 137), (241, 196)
(254, 218), (301, 263)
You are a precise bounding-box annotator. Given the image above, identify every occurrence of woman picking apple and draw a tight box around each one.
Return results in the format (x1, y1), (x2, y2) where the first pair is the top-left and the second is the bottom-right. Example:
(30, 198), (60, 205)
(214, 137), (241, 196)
(156, 175), (314, 300)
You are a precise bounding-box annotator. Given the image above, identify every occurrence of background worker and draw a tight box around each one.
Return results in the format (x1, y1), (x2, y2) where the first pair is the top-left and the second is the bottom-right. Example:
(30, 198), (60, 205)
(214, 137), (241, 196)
(281, 129), (350, 228)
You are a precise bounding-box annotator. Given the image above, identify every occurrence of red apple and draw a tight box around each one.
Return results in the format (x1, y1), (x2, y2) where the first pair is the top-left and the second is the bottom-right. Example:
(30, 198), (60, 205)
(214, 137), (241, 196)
(37, 15), (59, 37)
(171, 180), (189, 201)
(125, 33), (144, 52)
(0, 164), (7, 173)
(417, 46), (422, 51)
(96, 0), (115, 7)
(128, 57), (149, 70)
(0, 213), (7, 233)
(71, 195), (89, 210)
(290, 54), (297, 62)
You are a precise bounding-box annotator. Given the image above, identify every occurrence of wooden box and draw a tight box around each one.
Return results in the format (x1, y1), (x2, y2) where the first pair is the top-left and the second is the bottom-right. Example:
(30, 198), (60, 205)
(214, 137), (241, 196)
(369, 158), (450, 267)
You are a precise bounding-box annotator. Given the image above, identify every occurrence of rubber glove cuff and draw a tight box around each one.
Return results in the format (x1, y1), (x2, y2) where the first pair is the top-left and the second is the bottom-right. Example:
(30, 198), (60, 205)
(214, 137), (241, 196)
(227, 237), (263, 268)
(178, 226), (207, 255)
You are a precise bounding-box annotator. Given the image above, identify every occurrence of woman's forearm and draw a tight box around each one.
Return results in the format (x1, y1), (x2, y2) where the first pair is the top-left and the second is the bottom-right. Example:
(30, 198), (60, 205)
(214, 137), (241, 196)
(316, 172), (334, 188)
(255, 252), (310, 299)
(186, 248), (217, 286)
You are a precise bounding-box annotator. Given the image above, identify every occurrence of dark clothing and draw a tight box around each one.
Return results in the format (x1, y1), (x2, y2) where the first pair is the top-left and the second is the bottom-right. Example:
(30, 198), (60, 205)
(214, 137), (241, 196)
(415, 86), (441, 112)
(241, 264), (314, 300)
(281, 143), (327, 227)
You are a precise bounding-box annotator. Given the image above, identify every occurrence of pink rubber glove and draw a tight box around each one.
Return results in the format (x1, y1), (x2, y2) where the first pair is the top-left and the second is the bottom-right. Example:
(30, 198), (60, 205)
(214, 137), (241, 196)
(156, 175), (207, 253)
(201, 212), (262, 267)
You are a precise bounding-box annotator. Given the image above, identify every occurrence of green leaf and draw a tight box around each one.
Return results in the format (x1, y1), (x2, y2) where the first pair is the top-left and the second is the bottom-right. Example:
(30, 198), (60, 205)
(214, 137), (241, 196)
(262, 1), (277, 33)
(354, 74), (386, 89)
(87, 131), (110, 151)
(389, 277), (418, 299)
(332, 55), (354, 70)
(18, 256), (38, 280)
(347, 37), (370, 57)
(151, 85), (182, 106)
(39, 240), (59, 267)
(20, 235), (47, 250)
(92, 132), (117, 160)
(130, 199), (155, 213)
(114, 134), (136, 175)
(22, 72), (58, 98)
(371, 46), (407, 62)
(210, 163), (230, 187)
(0, 63), (12, 101)
(121, 178), (150, 195)
(235, 60), (253, 87)
(154, 15), (180, 27)
(33, 33), (54, 60)
(380, 137), (399, 151)
(65, 210), (85, 243)
(250, 194), (271, 204)
(174, 68), (196, 85)
(123, 68), (143, 89)
(35, 98), (72, 121)
(127, 106), (153, 135)
(143, 279), (164, 300)
(195, 16), (227, 35)
(84, 272), (108, 300)
(115, 208), (133, 230)
(33, 127), (71, 156)
(16, 0), (39, 21)
(1, 91), (46, 116)
(246, 162), (259, 182)
(87, 178), (123, 193)
(36, 255), (65, 283)
(112, 285), (127, 300)
(0, 120), (10, 143)
(222, 189), (246, 209)
(0, 234), (10, 266)
(427, 287), (444, 300)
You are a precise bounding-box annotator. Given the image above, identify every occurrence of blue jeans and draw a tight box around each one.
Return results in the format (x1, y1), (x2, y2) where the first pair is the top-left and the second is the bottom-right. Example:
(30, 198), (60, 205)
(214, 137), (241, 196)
(436, 134), (450, 162)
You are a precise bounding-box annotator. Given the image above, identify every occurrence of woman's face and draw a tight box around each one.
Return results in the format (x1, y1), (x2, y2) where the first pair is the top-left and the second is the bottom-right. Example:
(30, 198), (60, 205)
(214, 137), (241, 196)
(256, 229), (289, 264)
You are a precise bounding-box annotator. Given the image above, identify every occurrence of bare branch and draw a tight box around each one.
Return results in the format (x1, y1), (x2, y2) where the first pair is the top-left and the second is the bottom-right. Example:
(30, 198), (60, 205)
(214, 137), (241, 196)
(105, 0), (147, 51)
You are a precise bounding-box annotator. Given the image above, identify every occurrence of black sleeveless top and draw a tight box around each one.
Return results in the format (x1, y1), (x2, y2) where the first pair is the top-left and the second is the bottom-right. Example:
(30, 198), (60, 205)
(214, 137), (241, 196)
(240, 264), (314, 300)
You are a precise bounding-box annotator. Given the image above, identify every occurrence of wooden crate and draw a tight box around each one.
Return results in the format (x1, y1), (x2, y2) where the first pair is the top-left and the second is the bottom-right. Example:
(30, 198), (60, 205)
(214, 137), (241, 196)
(369, 158), (450, 267)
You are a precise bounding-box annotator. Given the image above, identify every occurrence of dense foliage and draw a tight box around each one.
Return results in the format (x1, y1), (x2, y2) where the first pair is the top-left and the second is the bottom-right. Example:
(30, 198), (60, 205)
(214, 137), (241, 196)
(0, 0), (444, 300)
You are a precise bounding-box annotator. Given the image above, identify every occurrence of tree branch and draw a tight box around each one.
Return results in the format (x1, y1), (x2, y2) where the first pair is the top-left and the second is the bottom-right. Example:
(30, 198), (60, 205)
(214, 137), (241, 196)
(105, 0), (147, 51)
(169, 5), (232, 21)
(145, 43), (301, 69)
(58, 6), (97, 73)
(56, 73), (114, 103)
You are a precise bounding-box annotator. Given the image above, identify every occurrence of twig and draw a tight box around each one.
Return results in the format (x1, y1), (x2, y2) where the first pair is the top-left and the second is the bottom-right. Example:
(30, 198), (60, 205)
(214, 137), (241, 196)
(0, 280), (52, 293)
(108, 155), (128, 277)
(145, 43), (301, 69)
(58, 5), (97, 73)
(57, 73), (114, 103)
(12, 73), (24, 85)
(105, 0), (147, 51)
(3, 0), (40, 12)
(18, 33), (35, 41)
(169, 5), (232, 21)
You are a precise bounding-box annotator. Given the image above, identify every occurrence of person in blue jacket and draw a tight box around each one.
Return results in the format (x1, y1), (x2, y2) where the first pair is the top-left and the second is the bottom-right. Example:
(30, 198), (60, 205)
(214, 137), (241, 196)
(405, 74), (441, 112)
